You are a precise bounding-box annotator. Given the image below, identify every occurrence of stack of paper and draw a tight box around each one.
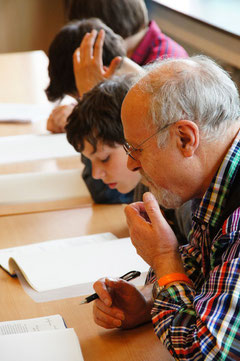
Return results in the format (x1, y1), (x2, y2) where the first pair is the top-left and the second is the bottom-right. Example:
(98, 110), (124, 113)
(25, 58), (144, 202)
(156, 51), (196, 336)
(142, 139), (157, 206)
(0, 315), (84, 361)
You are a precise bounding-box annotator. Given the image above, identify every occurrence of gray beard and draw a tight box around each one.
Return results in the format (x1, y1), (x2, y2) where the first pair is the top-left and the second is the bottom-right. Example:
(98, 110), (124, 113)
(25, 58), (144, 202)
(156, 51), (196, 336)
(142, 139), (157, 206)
(150, 186), (183, 209)
(141, 172), (183, 209)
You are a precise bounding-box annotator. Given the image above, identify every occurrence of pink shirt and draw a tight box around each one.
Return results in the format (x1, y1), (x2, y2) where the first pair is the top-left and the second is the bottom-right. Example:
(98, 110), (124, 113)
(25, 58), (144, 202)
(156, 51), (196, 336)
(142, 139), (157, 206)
(131, 21), (188, 65)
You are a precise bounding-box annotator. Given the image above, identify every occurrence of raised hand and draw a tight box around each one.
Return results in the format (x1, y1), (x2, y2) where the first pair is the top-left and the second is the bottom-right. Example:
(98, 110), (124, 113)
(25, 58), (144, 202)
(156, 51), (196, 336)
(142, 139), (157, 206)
(73, 29), (122, 97)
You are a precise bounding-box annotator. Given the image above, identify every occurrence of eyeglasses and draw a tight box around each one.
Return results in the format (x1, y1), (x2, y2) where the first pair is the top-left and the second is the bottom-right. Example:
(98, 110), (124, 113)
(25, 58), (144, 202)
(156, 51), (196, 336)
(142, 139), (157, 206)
(123, 122), (176, 160)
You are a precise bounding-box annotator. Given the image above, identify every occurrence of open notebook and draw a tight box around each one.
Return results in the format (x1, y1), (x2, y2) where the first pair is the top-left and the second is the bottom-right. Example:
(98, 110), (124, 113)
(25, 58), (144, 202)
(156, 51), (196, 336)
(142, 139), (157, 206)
(0, 233), (148, 299)
(0, 314), (84, 361)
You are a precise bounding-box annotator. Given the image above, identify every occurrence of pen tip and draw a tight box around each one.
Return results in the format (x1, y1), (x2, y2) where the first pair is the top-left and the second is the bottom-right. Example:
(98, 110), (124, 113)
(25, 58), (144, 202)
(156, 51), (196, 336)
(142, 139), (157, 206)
(79, 299), (87, 305)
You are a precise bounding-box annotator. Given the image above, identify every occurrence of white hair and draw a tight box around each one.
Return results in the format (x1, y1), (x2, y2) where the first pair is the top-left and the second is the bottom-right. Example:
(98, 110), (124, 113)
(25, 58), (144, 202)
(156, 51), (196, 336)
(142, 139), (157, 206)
(135, 55), (240, 145)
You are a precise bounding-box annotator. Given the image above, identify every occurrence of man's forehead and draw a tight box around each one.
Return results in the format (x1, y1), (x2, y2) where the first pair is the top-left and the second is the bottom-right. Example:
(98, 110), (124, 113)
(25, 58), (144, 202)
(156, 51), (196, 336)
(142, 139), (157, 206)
(121, 85), (152, 143)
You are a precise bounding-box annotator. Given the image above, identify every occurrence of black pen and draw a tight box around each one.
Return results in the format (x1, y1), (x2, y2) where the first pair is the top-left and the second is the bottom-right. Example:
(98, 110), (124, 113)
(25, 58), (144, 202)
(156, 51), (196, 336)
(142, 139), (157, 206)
(80, 270), (141, 305)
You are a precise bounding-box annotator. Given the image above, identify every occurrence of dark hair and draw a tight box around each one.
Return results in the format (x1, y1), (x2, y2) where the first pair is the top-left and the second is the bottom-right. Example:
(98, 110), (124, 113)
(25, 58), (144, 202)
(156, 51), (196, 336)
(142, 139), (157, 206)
(65, 76), (133, 152)
(46, 18), (126, 101)
(68, 0), (148, 39)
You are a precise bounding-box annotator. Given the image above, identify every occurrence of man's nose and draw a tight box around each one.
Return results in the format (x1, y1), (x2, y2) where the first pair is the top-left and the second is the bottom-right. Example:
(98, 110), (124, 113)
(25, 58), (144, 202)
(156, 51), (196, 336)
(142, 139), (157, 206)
(127, 155), (141, 172)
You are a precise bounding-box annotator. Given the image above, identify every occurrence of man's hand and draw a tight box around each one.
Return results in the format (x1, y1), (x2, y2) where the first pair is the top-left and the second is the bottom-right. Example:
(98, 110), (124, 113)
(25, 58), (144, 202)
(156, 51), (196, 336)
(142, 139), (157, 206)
(125, 192), (185, 278)
(93, 277), (153, 329)
(73, 29), (122, 97)
(46, 104), (75, 133)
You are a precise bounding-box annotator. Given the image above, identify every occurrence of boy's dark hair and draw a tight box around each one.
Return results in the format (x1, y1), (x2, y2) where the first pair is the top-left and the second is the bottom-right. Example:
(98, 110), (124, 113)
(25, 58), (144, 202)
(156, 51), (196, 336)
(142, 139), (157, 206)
(46, 18), (126, 101)
(65, 76), (133, 152)
(68, 0), (148, 39)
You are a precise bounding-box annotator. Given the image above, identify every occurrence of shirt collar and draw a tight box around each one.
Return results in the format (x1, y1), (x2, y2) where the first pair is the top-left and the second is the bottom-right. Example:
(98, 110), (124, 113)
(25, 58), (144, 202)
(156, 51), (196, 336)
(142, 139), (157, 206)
(194, 130), (240, 227)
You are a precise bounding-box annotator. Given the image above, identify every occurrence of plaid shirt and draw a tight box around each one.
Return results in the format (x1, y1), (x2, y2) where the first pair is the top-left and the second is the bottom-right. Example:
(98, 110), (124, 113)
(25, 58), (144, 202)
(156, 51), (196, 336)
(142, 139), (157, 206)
(146, 131), (240, 360)
(131, 21), (188, 66)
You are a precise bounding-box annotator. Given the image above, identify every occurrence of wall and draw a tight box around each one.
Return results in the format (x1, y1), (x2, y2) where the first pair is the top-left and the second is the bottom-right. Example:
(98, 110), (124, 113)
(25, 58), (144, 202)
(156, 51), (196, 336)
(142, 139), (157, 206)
(0, 0), (66, 54)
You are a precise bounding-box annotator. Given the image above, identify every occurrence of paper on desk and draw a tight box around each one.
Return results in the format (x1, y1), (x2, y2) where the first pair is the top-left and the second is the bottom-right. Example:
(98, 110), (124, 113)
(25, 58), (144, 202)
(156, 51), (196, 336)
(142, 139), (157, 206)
(0, 233), (118, 275)
(0, 169), (88, 204)
(0, 234), (148, 301)
(0, 133), (78, 164)
(10, 237), (148, 292)
(0, 314), (84, 361)
(0, 103), (53, 123)
(0, 315), (66, 335)
(0, 328), (84, 361)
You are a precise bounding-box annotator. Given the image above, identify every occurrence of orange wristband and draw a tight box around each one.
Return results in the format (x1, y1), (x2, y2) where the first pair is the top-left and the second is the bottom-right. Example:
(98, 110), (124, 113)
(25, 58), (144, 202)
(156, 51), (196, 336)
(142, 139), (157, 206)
(158, 272), (193, 288)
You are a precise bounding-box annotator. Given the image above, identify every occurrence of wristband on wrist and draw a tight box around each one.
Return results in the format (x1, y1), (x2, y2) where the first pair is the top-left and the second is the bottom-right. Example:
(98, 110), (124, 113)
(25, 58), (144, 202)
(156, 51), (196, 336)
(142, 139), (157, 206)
(157, 272), (193, 288)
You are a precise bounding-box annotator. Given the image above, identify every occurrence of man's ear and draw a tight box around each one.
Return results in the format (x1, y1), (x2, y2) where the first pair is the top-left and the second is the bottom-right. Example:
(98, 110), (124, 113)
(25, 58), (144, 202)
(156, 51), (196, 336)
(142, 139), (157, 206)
(174, 120), (199, 157)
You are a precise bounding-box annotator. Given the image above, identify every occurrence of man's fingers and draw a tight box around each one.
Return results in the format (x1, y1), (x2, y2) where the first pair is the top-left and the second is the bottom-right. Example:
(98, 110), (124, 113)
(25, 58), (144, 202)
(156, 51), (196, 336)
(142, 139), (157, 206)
(93, 278), (113, 306)
(93, 306), (122, 328)
(93, 279), (125, 329)
(142, 192), (164, 227)
(94, 299), (124, 321)
(125, 201), (150, 227)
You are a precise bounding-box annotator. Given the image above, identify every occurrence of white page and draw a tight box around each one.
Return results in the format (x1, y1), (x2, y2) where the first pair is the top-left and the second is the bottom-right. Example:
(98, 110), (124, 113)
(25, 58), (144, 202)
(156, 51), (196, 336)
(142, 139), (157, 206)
(0, 315), (66, 335)
(16, 271), (147, 302)
(0, 233), (117, 274)
(0, 328), (84, 361)
(0, 103), (53, 123)
(8, 237), (148, 292)
(0, 133), (78, 164)
(0, 169), (88, 204)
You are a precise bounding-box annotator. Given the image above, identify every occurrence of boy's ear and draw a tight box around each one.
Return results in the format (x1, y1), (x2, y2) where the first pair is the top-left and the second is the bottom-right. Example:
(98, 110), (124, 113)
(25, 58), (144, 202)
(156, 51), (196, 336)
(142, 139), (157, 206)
(174, 120), (199, 157)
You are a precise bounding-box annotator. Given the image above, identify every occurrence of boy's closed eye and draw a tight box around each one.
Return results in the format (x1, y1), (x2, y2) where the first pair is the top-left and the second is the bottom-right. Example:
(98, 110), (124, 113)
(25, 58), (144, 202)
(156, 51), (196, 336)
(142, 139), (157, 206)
(101, 155), (110, 163)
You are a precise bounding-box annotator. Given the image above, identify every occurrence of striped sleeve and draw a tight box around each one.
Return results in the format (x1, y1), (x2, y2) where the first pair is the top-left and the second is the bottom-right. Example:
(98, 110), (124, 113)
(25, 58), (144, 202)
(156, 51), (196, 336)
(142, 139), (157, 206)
(151, 255), (240, 360)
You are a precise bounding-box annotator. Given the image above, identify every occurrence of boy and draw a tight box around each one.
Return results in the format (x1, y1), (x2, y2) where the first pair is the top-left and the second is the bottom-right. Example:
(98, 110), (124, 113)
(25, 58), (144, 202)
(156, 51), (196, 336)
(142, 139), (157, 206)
(65, 76), (142, 204)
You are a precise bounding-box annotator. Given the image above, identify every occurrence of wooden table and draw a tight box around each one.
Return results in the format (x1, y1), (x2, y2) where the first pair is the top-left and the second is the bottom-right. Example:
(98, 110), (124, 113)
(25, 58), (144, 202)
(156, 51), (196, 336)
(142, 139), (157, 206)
(0, 204), (173, 361)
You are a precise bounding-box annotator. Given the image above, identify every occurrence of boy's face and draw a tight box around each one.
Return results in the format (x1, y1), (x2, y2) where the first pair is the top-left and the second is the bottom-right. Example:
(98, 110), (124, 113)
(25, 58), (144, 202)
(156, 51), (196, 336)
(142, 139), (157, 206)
(82, 140), (141, 194)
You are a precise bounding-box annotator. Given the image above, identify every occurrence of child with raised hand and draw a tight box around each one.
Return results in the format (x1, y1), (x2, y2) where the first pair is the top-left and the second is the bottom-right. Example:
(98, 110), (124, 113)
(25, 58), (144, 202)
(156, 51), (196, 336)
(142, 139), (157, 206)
(46, 18), (142, 133)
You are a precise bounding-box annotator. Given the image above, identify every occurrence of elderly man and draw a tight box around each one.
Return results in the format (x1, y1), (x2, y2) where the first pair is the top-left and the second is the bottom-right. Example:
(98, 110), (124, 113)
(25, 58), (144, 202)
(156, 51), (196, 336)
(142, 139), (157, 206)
(93, 56), (240, 360)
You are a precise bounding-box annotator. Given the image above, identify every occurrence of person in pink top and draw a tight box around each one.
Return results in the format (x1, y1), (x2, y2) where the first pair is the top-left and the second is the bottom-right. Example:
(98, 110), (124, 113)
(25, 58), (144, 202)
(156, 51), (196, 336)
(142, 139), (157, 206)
(131, 20), (188, 65)
(68, 0), (188, 65)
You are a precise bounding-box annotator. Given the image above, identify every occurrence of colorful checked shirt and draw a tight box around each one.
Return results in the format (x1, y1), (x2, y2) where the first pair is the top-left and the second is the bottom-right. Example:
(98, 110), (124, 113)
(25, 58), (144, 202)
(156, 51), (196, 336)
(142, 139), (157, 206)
(131, 21), (188, 66)
(146, 130), (240, 360)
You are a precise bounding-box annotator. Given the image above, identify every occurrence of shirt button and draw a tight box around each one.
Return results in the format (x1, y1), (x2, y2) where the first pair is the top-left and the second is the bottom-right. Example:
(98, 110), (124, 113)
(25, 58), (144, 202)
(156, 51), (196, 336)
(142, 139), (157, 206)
(201, 224), (206, 231)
